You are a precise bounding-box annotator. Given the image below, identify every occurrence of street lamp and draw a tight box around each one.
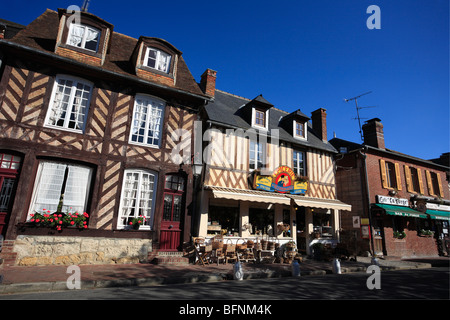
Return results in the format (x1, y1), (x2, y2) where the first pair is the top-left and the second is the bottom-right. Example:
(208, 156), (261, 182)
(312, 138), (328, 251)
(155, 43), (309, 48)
(192, 162), (203, 177)
(191, 161), (203, 238)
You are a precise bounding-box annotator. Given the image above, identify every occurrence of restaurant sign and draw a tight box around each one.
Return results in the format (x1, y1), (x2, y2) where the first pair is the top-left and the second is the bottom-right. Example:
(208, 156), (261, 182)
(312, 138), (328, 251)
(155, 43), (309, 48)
(376, 195), (409, 207)
(253, 166), (308, 195)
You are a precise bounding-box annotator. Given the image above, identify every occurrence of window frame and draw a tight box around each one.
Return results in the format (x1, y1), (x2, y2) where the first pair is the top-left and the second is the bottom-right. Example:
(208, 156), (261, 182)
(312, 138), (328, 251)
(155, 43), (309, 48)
(27, 161), (93, 219)
(293, 150), (306, 176)
(427, 170), (443, 197)
(66, 23), (101, 53)
(386, 161), (398, 189)
(405, 165), (423, 194)
(117, 169), (158, 230)
(143, 47), (172, 74)
(44, 75), (93, 133)
(251, 108), (269, 131)
(293, 120), (307, 140)
(129, 94), (165, 148)
(380, 159), (402, 190)
(249, 140), (265, 171)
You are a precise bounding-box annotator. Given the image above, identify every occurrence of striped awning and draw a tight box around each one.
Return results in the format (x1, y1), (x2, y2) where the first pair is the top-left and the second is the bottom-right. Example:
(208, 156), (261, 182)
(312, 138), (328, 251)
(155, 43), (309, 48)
(206, 186), (352, 211)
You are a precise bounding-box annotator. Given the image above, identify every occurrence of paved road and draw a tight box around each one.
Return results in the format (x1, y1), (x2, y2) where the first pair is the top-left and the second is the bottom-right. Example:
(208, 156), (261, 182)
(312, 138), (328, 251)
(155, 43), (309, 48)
(1, 268), (448, 301)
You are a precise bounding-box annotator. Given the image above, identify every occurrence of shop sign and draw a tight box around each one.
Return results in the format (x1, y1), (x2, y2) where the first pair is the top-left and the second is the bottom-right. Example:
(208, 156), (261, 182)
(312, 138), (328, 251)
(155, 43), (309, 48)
(376, 195), (408, 207)
(253, 166), (308, 195)
(426, 203), (450, 212)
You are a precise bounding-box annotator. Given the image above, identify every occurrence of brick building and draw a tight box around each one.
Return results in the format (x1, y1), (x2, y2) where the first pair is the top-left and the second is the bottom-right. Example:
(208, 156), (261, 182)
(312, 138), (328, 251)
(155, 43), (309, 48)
(330, 118), (450, 258)
(0, 9), (211, 266)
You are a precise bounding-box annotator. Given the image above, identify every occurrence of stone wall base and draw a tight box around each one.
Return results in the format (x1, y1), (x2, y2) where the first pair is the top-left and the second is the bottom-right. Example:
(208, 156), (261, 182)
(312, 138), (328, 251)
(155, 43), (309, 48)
(9, 235), (153, 266)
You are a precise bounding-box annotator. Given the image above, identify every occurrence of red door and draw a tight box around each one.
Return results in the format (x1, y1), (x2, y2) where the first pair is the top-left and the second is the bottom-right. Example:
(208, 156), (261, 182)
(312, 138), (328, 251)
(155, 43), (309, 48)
(160, 175), (184, 251)
(0, 153), (21, 237)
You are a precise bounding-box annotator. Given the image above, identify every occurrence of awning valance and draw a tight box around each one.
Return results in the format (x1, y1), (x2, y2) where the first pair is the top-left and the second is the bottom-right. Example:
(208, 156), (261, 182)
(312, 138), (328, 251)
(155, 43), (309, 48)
(426, 210), (450, 221)
(374, 204), (428, 219)
(288, 195), (352, 211)
(206, 186), (352, 211)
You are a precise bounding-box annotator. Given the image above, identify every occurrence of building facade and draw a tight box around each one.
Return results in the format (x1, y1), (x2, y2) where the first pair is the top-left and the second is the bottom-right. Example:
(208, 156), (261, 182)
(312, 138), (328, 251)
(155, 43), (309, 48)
(0, 9), (210, 266)
(196, 74), (351, 256)
(330, 118), (450, 258)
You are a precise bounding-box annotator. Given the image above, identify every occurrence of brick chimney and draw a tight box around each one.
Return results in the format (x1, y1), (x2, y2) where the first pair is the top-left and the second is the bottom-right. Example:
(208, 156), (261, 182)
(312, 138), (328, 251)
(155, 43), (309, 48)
(200, 69), (217, 97)
(362, 118), (385, 149)
(311, 108), (327, 142)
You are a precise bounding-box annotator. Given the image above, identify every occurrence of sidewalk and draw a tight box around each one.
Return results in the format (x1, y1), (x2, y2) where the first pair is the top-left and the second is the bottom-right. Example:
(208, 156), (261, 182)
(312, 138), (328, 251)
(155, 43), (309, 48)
(0, 256), (446, 295)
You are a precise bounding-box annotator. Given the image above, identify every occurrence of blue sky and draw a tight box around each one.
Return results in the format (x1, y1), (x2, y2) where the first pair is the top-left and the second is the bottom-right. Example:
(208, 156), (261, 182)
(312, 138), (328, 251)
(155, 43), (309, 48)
(2, 0), (449, 160)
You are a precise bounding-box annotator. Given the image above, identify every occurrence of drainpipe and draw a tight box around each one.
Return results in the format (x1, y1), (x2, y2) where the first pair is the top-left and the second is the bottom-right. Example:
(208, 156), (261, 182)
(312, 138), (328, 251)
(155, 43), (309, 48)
(359, 146), (376, 257)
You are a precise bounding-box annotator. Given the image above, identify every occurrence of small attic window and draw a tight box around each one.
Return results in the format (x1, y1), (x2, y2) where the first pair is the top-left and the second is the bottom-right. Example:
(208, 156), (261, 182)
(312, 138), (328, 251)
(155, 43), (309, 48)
(144, 47), (172, 74)
(251, 108), (269, 130)
(293, 120), (307, 140)
(67, 23), (101, 52)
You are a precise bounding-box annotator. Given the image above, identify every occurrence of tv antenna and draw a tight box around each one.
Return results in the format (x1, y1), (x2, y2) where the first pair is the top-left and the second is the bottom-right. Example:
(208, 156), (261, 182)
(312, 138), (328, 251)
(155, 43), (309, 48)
(81, 0), (90, 12)
(344, 91), (375, 141)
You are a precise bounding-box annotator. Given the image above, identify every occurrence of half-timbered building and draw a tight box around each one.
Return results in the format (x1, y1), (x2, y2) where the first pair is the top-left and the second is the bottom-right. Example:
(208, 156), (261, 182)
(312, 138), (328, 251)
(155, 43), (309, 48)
(0, 9), (210, 266)
(196, 74), (351, 256)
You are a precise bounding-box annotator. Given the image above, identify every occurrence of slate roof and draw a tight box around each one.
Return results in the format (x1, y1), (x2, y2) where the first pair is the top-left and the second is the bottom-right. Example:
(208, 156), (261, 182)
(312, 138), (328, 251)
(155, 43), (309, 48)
(2, 9), (206, 98)
(329, 137), (449, 170)
(204, 90), (337, 153)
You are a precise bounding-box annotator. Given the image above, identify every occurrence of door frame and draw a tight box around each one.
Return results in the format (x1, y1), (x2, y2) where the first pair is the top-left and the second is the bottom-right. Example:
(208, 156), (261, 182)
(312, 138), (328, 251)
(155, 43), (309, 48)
(159, 173), (186, 251)
(0, 152), (22, 237)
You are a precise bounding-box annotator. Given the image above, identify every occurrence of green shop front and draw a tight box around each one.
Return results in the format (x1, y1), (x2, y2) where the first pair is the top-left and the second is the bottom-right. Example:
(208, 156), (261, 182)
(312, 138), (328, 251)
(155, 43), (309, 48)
(371, 196), (450, 257)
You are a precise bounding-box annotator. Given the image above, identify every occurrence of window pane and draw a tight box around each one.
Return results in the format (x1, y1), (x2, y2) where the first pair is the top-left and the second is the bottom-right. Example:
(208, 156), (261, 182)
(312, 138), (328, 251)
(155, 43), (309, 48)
(157, 51), (171, 73)
(30, 163), (67, 214)
(84, 27), (100, 51)
(63, 165), (92, 213)
(68, 24), (85, 47)
(172, 195), (182, 222)
(146, 49), (157, 69)
(163, 194), (173, 221)
(0, 178), (15, 212)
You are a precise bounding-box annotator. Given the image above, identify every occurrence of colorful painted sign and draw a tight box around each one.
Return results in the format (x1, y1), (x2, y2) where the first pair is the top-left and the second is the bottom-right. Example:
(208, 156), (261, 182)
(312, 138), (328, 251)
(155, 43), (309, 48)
(254, 166), (308, 195)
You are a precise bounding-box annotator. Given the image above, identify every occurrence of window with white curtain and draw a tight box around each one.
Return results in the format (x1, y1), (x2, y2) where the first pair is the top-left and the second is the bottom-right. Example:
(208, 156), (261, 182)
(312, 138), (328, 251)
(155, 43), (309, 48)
(129, 95), (164, 147)
(117, 169), (157, 230)
(28, 161), (93, 218)
(45, 75), (93, 132)
(144, 47), (172, 73)
(67, 23), (100, 52)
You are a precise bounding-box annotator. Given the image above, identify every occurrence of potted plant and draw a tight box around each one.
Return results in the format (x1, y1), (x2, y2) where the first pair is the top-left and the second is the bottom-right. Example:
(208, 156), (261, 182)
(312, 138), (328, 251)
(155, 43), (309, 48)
(29, 209), (89, 231)
(129, 215), (146, 230)
(420, 229), (434, 237)
(393, 231), (406, 239)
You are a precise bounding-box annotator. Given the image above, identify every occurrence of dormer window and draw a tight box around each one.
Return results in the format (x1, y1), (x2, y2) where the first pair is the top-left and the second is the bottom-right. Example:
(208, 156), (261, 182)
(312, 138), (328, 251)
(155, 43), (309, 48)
(56, 9), (114, 67)
(280, 109), (310, 140)
(144, 47), (172, 73)
(67, 23), (101, 52)
(241, 95), (272, 130)
(133, 37), (181, 86)
(293, 120), (307, 140)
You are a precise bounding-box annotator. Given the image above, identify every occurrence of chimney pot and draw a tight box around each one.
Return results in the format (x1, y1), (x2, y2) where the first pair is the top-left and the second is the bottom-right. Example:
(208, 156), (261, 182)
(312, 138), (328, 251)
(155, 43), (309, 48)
(200, 69), (217, 97)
